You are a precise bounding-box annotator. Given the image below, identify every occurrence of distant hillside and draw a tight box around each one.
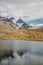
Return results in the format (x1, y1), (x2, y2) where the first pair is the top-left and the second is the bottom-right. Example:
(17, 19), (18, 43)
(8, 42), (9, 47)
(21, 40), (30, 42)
(28, 18), (43, 25)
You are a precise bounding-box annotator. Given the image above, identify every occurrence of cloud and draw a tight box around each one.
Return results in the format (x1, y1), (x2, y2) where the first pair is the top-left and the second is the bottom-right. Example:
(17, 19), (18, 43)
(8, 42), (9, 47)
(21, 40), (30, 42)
(0, 0), (43, 20)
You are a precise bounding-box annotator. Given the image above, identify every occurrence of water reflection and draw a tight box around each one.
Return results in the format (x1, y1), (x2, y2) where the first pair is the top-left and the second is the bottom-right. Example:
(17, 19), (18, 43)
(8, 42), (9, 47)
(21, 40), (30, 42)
(0, 40), (43, 65)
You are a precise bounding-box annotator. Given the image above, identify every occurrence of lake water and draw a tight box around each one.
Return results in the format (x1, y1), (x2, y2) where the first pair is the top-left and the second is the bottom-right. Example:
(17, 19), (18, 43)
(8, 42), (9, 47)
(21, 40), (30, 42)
(0, 40), (43, 65)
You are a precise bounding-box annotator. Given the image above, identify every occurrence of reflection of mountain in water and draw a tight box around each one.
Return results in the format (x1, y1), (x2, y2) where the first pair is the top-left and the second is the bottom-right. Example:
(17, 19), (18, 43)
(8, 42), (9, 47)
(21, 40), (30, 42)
(0, 40), (43, 65)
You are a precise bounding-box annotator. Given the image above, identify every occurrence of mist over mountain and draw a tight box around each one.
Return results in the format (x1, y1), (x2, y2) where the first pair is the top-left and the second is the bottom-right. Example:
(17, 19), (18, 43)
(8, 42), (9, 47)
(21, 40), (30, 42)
(29, 24), (43, 30)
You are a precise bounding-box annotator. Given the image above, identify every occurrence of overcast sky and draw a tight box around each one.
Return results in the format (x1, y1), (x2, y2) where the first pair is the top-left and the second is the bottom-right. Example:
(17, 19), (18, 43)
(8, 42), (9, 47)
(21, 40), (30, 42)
(0, 0), (43, 20)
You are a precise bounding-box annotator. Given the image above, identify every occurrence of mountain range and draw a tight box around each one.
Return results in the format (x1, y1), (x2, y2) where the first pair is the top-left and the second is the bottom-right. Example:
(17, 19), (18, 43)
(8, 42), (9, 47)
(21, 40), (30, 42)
(0, 16), (31, 30)
(0, 16), (43, 30)
(29, 24), (43, 30)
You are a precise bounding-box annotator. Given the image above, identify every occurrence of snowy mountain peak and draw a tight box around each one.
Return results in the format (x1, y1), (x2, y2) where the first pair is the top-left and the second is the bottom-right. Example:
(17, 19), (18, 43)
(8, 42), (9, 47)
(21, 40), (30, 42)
(16, 18), (30, 28)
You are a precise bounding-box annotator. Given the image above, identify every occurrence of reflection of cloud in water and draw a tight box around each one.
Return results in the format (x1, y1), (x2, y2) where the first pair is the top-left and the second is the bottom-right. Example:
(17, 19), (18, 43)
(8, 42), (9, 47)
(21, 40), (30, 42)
(0, 40), (43, 65)
(1, 53), (43, 65)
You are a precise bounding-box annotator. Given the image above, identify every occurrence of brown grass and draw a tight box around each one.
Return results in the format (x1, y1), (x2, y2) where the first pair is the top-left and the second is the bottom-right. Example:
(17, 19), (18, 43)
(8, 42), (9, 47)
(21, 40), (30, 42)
(0, 28), (43, 41)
